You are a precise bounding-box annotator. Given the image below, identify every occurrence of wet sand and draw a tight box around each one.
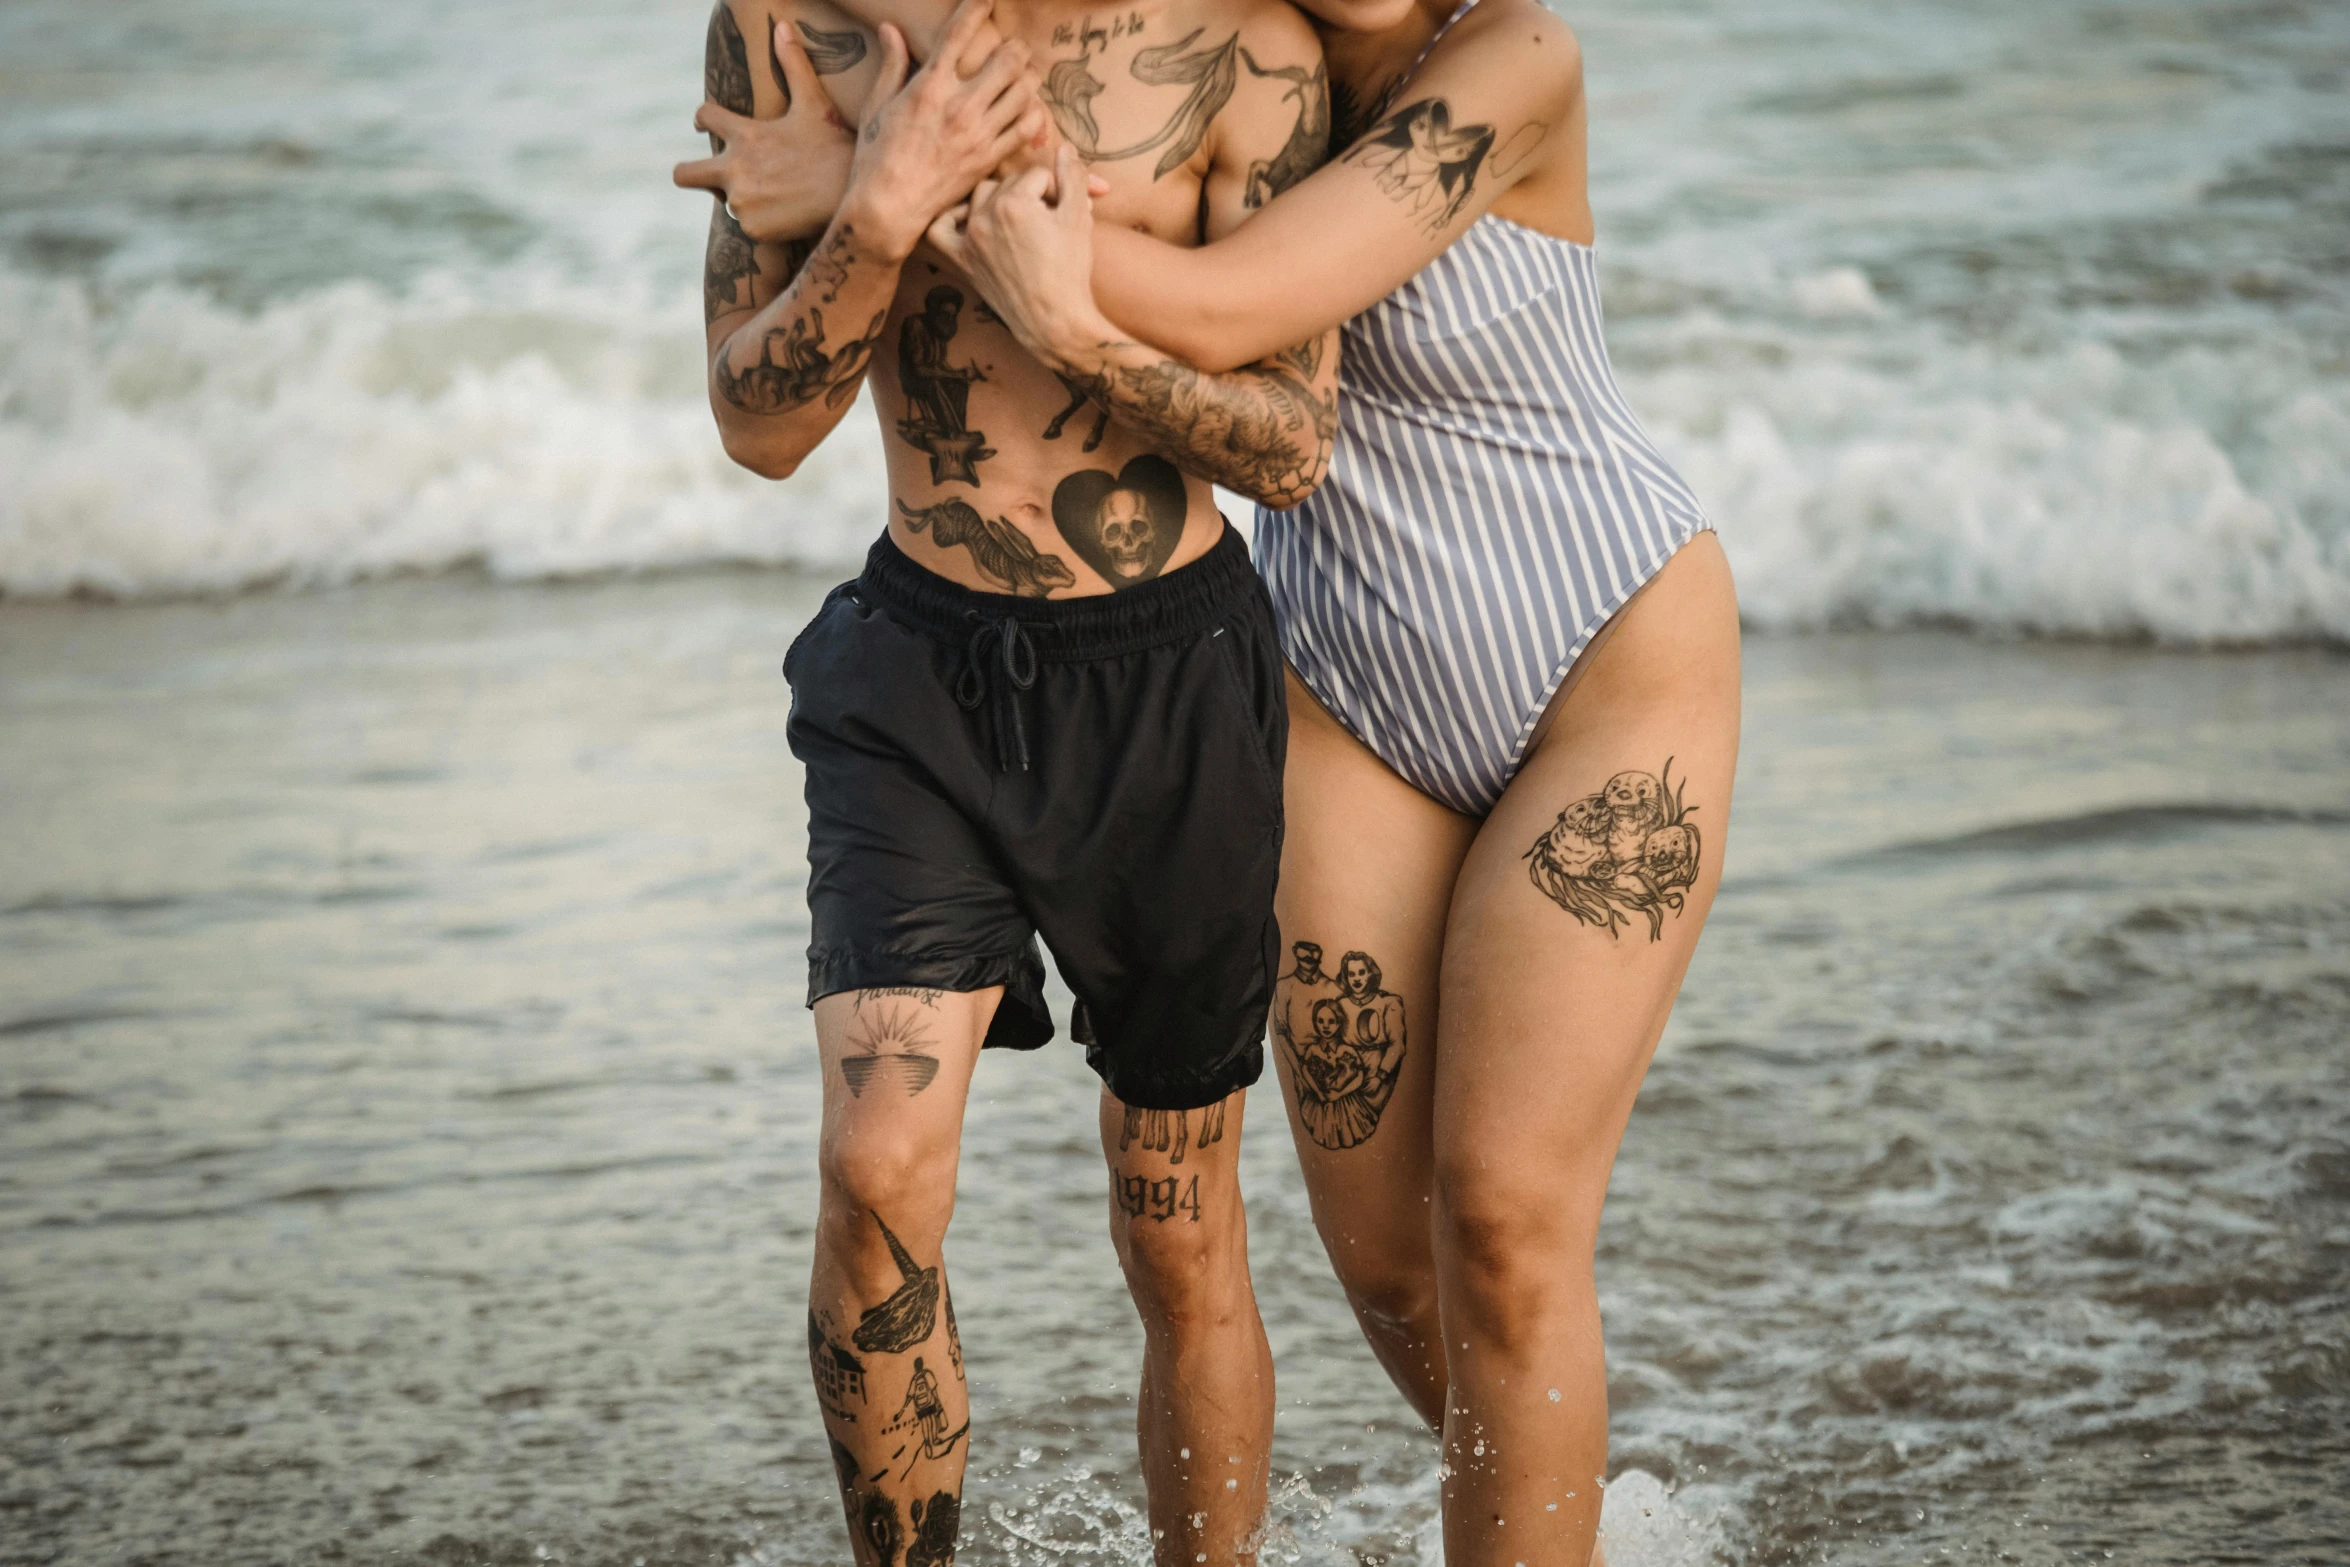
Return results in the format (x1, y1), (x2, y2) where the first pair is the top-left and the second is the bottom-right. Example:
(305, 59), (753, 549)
(2, 571), (2346, 1565)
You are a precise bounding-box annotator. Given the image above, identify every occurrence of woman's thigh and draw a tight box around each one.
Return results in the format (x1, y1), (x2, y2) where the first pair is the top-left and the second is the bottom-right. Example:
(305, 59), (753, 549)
(1273, 668), (1478, 1291)
(1433, 534), (1743, 1267)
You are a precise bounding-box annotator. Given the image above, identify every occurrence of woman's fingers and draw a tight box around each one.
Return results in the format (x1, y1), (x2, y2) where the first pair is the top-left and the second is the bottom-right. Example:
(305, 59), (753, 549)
(1086, 173), (1111, 197)
(693, 101), (751, 141)
(935, 0), (997, 76)
(872, 22), (911, 99)
(770, 20), (823, 106)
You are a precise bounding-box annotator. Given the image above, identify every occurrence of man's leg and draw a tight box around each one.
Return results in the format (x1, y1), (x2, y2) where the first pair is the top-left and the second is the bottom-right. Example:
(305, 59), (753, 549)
(1098, 1087), (1274, 1567)
(810, 985), (997, 1567)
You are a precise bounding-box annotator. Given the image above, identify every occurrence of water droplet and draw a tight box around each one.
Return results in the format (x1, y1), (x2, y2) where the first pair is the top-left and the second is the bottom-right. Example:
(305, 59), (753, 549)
(1547, 1387), (1561, 1402)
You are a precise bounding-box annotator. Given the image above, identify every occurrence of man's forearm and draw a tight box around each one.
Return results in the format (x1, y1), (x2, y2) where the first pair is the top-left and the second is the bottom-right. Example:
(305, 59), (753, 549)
(708, 216), (902, 479)
(1050, 331), (1339, 510)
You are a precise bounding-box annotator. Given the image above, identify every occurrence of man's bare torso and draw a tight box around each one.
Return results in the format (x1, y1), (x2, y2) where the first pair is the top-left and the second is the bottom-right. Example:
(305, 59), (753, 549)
(710, 0), (1326, 597)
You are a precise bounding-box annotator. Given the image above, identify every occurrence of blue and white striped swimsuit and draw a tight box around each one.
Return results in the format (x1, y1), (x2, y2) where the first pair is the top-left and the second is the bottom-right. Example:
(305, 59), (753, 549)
(1256, 215), (1711, 818)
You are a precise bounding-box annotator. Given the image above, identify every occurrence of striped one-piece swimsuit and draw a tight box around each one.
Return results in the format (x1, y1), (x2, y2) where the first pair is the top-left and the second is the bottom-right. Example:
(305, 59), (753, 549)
(1255, 213), (1712, 817)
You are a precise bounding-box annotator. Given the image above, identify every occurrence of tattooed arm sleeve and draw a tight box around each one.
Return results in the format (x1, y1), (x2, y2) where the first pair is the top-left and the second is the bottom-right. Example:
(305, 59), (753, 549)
(1083, 4), (1582, 373)
(701, 0), (896, 477)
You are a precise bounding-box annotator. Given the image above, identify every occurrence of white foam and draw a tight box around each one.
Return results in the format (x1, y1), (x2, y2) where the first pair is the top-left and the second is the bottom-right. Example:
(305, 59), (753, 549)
(5, 266), (2346, 645)
(0, 266), (886, 598)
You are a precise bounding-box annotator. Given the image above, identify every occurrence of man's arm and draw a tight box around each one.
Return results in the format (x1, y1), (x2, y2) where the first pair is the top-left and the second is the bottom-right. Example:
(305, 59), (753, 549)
(697, 0), (1044, 479)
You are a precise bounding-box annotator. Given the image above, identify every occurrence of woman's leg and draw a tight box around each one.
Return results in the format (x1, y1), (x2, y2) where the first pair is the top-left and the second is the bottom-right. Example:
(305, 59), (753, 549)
(1430, 534), (1742, 1565)
(1272, 670), (1479, 1427)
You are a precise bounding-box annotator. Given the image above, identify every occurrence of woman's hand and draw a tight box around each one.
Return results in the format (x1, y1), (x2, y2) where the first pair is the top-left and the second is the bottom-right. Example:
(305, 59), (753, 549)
(671, 21), (854, 246)
(927, 143), (1114, 367)
(839, 0), (1050, 263)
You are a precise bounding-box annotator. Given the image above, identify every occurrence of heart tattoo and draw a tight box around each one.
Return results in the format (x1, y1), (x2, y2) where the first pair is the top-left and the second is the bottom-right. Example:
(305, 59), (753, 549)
(1050, 455), (1187, 589)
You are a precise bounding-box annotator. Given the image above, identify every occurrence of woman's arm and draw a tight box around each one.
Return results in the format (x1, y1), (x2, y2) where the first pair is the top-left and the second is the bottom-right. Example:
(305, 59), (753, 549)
(1091, 0), (1584, 373)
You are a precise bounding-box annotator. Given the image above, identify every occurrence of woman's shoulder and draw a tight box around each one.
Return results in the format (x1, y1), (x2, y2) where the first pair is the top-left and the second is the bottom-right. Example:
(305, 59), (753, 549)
(1436, 0), (1584, 110)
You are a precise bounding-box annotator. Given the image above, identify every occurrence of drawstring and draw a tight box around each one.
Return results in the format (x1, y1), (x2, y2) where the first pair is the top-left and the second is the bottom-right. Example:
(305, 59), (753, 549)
(955, 613), (1040, 772)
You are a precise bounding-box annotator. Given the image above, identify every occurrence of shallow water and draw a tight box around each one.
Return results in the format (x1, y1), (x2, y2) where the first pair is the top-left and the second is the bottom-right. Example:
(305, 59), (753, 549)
(3, 0), (2347, 635)
(3, 579), (2346, 1564)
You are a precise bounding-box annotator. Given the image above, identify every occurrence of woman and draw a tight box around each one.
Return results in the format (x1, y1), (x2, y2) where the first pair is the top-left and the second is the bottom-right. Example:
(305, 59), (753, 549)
(691, 1), (1739, 1559)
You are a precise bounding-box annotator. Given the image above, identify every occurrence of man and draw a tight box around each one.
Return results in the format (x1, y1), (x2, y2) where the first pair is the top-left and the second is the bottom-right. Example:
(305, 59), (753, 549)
(673, 1), (1338, 1562)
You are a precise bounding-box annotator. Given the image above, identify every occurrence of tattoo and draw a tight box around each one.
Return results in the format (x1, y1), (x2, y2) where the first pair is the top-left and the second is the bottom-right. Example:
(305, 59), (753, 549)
(856, 986), (942, 1007)
(705, 4), (756, 117)
(1274, 334), (1322, 381)
(1116, 1171), (1203, 1223)
(1117, 1101), (1226, 1165)
(1239, 51), (1330, 208)
(704, 200), (761, 324)
(809, 1308), (871, 1423)
(906, 1492), (961, 1567)
(841, 998), (941, 1098)
(1044, 372), (1109, 451)
(1329, 71), (1400, 150)
(860, 1492), (903, 1567)
(796, 18), (868, 75)
(895, 499), (1077, 597)
(1524, 759), (1704, 941)
(1274, 941), (1406, 1150)
(829, 1433), (860, 1491)
(1343, 97), (1495, 236)
(1050, 12), (1144, 47)
(894, 286), (996, 485)
(1067, 348), (1335, 509)
(1080, 28), (1240, 179)
(1050, 454), (1185, 587)
(1489, 120), (1550, 179)
(944, 1290), (963, 1381)
(884, 1356), (969, 1478)
(852, 1212), (941, 1355)
(715, 304), (887, 414)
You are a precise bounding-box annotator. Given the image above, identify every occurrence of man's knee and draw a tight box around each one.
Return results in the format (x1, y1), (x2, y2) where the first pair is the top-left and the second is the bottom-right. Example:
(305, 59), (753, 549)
(818, 1121), (957, 1260)
(1116, 1210), (1251, 1332)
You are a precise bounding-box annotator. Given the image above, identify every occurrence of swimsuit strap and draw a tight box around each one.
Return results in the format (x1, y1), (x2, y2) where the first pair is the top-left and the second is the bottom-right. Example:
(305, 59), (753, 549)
(1371, 0), (1480, 126)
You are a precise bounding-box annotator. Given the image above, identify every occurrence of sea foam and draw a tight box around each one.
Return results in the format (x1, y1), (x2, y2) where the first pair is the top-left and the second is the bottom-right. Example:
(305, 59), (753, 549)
(5, 262), (2346, 645)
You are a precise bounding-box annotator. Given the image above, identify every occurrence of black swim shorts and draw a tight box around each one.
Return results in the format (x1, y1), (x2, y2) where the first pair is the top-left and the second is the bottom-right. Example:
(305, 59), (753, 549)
(783, 525), (1284, 1111)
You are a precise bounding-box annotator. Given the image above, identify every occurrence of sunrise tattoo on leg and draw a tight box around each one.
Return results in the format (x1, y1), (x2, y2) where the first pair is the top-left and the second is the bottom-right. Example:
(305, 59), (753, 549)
(1343, 97), (1497, 236)
(895, 499), (1077, 596)
(840, 992), (942, 1098)
(1273, 940), (1406, 1150)
(1525, 759), (1703, 941)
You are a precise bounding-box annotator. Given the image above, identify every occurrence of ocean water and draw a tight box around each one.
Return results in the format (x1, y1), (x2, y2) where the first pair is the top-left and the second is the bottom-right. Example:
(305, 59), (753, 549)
(4, 577), (2348, 1566)
(1, 0), (2347, 637)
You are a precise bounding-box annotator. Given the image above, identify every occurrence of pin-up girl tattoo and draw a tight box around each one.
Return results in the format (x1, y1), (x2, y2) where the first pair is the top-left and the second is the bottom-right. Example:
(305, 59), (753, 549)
(1343, 97), (1495, 236)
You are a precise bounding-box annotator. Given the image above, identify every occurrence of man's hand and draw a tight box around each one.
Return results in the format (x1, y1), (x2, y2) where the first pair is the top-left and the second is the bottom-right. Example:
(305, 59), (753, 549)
(672, 22), (855, 246)
(840, 0), (1050, 265)
(926, 143), (1113, 366)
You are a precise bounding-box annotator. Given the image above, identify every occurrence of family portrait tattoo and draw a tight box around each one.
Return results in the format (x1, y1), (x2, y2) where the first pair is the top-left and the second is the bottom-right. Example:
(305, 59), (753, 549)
(885, 1356), (969, 1478)
(1044, 371), (1110, 451)
(842, 993), (942, 1098)
(1274, 941), (1407, 1150)
(1344, 96), (1495, 235)
(1117, 1171), (1203, 1223)
(895, 287), (996, 485)
(1525, 759), (1703, 941)
(1118, 1101), (1226, 1166)
(1051, 454), (1185, 587)
(1239, 51), (1330, 208)
(794, 17), (868, 75)
(852, 1211), (941, 1355)
(896, 499), (1077, 597)
(809, 1308), (870, 1423)
(715, 304), (886, 414)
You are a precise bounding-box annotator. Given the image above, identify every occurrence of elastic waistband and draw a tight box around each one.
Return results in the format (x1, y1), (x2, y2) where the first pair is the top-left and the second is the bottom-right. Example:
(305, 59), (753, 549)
(858, 523), (1258, 661)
